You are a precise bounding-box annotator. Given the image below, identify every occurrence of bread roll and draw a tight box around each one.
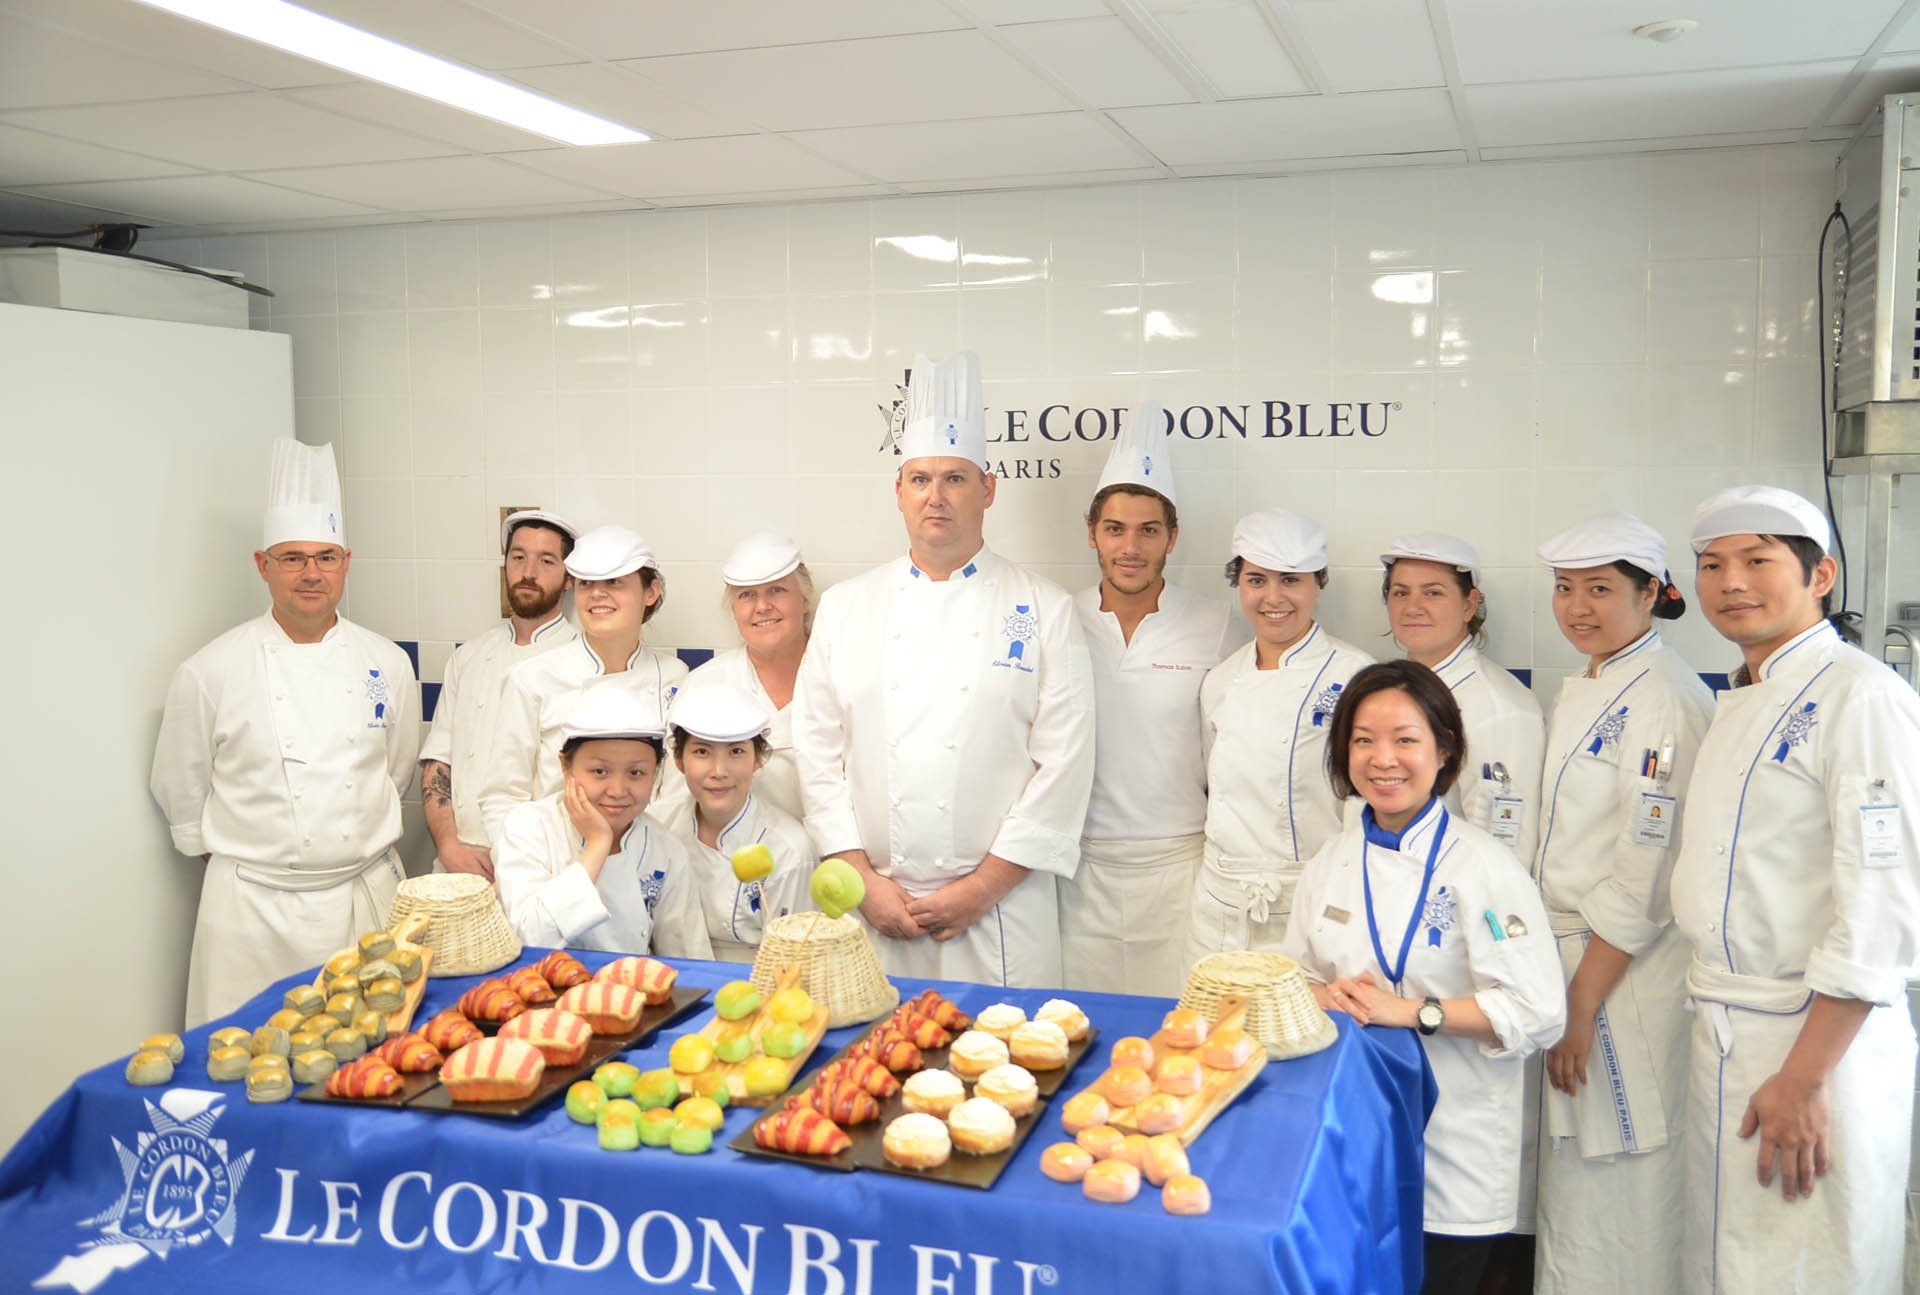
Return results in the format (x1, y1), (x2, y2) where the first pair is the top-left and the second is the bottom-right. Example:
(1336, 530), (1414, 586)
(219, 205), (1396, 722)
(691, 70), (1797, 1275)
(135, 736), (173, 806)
(357, 930), (395, 962)
(1040, 1142), (1094, 1183)
(439, 1037), (546, 1102)
(266, 1009), (308, 1035)
(327, 973), (361, 999)
(323, 949), (361, 979)
(1160, 1006), (1210, 1049)
(206, 1046), (250, 1081)
(1142, 1133), (1190, 1187)
(1060, 1090), (1112, 1134)
(1113, 1132), (1151, 1168)
(291, 1049), (339, 1084)
(1201, 1027), (1257, 1071)
(304, 1013), (343, 1037)
(389, 948), (424, 983)
(325, 992), (364, 1022)
(1133, 1092), (1185, 1135)
(250, 1025), (290, 1059)
(1100, 1065), (1153, 1107)
(1082, 1159), (1141, 1203)
(126, 1049), (174, 1086)
(209, 1027), (250, 1052)
(1076, 1125), (1125, 1159)
(247, 1054), (288, 1079)
(1155, 1054), (1204, 1096)
(324, 1027), (366, 1062)
(1110, 1036), (1155, 1071)
(1162, 1172), (1212, 1215)
(282, 985), (326, 1019)
(351, 1010), (389, 1047)
(139, 1033), (185, 1065)
(246, 1066), (293, 1103)
(363, 978), (404, 1013)
(356, 958), (400, 988)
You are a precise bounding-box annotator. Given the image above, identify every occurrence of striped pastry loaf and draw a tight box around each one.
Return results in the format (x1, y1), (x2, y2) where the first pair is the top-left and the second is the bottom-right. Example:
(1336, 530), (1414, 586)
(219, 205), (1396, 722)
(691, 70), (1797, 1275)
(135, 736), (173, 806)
(498, 1008), (591, 1066)
(593, 956), (677, 1005)
(439, 1037), (545, 1102)
(555, 981), (644, 1034)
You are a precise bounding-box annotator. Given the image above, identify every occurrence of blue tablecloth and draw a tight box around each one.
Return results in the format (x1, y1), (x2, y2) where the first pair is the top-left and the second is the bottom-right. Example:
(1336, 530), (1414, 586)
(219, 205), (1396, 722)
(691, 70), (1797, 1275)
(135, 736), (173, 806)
(1, 954), (1434, 1294)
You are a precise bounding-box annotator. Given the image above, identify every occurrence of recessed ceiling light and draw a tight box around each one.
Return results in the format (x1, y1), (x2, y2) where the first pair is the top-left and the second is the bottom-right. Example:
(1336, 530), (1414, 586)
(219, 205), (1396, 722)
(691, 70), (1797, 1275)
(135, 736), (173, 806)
(1632, 19), (1700, 43)
(131, 0), (647, 146)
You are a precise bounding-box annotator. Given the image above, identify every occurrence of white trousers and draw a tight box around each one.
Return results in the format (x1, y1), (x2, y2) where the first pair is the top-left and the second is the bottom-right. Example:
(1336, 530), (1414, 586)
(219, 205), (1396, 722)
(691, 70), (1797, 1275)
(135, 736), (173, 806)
(1059, 834), (1202, 997)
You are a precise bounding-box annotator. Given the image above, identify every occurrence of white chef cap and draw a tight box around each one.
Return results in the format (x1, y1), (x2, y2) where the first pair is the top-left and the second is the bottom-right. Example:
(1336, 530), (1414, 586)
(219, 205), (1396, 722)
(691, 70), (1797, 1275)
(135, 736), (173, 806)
(669, 679), (772, 744)
(1094, 401), (1178, 509)
(1381, 532), (1482, 587)
(1231, 509), (1328, 573)
(261, 438), (344, 550)
(721, 532), (803, 586)
(565, 525), (656, 581)
(897, 351), (987, 468)
(1537, 514), (1668, 580)
(501, 508), (578, 553)
(559, 687), (668, 745)
(1689, 485), (1831, 554)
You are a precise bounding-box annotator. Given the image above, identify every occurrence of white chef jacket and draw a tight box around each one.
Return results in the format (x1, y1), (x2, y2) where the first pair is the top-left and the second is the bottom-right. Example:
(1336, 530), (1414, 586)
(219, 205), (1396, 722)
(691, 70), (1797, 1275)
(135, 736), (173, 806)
(1532, 629), (1713, 1295)
(418, 613), (576, 849)
(793, 546), (1096, 988)
(673, 647), (804, 824)
(659, 793), (817, 964)
(1670, 620), (1920, 1294)
(492, 795), (711, 958)
(1430, 638), (1546, 867)
(478, 637), (689, 845)
(150, 610), (420, 1024)
(1280, 800), (1565, 1236)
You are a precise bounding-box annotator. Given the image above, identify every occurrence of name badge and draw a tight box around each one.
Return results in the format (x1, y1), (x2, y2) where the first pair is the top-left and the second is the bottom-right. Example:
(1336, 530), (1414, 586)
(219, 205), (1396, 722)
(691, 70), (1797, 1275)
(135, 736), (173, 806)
(1862, 804), (1906, 869)
(1488, 795), (1525, 846)
(1633, 792), (1677, 847)
(1322, 905), (1350, 925)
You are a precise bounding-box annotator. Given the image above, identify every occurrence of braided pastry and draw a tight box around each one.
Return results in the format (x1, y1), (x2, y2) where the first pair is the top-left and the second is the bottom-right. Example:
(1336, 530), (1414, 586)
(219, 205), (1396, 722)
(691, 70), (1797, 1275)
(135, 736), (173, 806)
(325, 1056), (403, 1099)
(535, 950), (592, 990)
(371, 1032), (444, 1074)
(787, 1080), (880, 1126)
(421, 1011), (483, 1053)
(910, 989), (972, 1031)
(504, 966), (557, 1006)
(456, 979), (527, 1024)
(851, 1029), (923, 1074)
(813, 1055), (901, 1098)
(752, 1107), (851, 1157)
(888, 1009), (952, 1050)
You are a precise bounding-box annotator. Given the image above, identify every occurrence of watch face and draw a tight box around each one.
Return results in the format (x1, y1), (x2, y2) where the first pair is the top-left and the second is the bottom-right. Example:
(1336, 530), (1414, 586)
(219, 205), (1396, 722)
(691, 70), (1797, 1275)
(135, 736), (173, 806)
(1417, 1000), (1443, 1032)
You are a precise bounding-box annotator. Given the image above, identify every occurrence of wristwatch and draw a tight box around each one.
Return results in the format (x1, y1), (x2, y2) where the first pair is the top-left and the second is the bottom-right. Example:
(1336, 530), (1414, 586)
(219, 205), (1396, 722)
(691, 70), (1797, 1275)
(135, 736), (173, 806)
(1415, 997), (1444, 1036)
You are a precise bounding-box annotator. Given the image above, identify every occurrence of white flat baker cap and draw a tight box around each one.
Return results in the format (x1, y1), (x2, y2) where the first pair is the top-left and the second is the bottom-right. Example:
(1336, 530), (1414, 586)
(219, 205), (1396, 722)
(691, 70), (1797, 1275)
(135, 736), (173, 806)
(721, 532), (803, 587)
(1690, 485), (1831, 554)
(670, 680), (772, 743)
(1538, 514), (1668, 580)
(1381, 532), (1482, 587)
(1232, 509), (1328, 573)
(560, 687), (668, 744)
(565, 525), (656, 581)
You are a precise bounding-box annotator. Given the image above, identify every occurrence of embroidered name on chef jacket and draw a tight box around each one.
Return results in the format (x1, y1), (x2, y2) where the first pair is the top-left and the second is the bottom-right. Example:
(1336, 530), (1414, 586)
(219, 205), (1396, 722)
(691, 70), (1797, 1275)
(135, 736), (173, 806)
(996, 604), (1039, 673)
(365, 668), (390, 729)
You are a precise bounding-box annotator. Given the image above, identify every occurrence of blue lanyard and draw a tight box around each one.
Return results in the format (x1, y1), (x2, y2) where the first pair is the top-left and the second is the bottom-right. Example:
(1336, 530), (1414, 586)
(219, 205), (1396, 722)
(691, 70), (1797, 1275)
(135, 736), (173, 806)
(1363, 808), (1449, 991)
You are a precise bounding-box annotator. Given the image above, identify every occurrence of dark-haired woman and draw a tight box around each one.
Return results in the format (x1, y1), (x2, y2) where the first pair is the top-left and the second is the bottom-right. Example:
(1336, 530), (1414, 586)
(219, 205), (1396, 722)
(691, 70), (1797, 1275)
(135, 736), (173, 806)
(1382, 533), (1546, 867)
(1531, 515), (1712, 1295)
(1280, 659), (1562, 1294)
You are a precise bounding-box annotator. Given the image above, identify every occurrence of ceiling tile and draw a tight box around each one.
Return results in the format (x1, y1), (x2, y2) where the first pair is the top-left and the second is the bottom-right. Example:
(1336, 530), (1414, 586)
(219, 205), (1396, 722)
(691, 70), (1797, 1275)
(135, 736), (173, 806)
(619, 32), (1075, 132)
(4, 93), (461, 171)
(0, 123), (196, 185)
(970, 1), (1112, 21)
(0, 187), (149, 230)
(896, 168), (1164, 193)
(282, 83), (556, 154)
(999, 17), (1196, 107)
(18, 174), (381, 223)
(496, 136), (871, 199)
(1468, 63), (1855, 148)
(471, 0), (965, 61)
(1826, 56), (1920, 126)
(647, 184), (895, 208)
(297, 0), (581, 71)
(0, 12), (243, 108)
(1281, 0), (1445, 93)
(1153, 5), (1307, 97)
(245, 156), (616, 211)
(1112, 90), (1461, 166)
(794, 113), (1151, 182)
(501, 63), (753, 140)
(4, 0), (353, 91)
(1447, 0), (1906, 85)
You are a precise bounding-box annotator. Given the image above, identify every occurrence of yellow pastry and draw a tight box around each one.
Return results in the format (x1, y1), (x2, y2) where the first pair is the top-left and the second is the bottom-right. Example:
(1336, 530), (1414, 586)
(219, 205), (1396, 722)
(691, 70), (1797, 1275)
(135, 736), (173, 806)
(126, 1049), (173, 1086)
(209, 1027), (251, 1052)
(139, 1033), (185, 1064)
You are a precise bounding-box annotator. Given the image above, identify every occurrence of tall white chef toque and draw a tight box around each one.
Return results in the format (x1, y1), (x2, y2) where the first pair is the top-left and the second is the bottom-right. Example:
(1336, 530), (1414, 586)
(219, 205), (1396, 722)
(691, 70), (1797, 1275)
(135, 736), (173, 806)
(720, 532), (803, 587)
(670, 679), (773, 743)
(560, 687), (669, 744)
(1094, 400), (1178, 509)
(565, 525), (656, 581)
(261, 438), (344, 549)
(1231, 508), (1329, 573)
(1381, 532), (1482, 587)
(897, 351), (987, 468)
(1689, 484), (1832, 554)
(501, 508), (579, 553)
(1537, 514), (1669, 581)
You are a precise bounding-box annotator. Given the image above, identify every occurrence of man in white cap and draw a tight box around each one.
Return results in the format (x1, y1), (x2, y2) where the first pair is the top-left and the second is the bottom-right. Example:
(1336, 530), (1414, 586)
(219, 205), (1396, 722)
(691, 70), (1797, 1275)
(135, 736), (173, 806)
(419, 509), (578, 880)
(1670, 485), (1920, 1294)
(151, 439), (419, 1026)
(1061, 401), (1246, 995)
(794, 351), (1096, 988)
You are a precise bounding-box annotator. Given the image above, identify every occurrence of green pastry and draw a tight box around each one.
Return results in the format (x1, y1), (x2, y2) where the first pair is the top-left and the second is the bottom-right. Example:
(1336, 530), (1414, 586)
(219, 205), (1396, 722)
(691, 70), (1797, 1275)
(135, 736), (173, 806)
(283, 984), (326, 1019)
(250, 1025), (291, 1059)
(363, 978), (405, 1013)
(209, 1027), (250, 1052)
(291, 1049), (338, 1084)
(324, 1028), (366, 1062)
(389, 948), (424, 983)
(358, 930), (395, 962)
(206, 1046), (250, 1081)
(246, 1066), (293, 1103)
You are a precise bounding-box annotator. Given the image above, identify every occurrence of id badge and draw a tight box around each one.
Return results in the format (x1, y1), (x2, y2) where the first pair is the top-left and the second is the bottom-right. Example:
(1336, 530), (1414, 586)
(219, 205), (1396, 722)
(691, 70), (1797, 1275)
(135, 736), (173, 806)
(1633, 792), (1677, 846)
(1862, 804), (1905, 868)
(1488, 795), (1525, 845)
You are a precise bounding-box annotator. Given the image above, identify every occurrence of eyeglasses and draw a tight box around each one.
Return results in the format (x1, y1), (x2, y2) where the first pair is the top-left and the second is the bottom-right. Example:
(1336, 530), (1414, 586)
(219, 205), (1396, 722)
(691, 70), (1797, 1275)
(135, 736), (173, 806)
(269, 551), (344, 572)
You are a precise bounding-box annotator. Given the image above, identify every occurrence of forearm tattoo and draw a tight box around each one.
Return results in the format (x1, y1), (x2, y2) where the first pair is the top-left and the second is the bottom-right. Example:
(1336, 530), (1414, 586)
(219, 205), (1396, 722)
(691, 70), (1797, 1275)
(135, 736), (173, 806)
(422, 760), (452, 810)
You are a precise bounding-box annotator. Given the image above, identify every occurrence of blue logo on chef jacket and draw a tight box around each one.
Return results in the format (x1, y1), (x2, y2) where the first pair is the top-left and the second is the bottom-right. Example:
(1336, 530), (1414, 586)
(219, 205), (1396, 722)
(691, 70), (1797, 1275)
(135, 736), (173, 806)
(1310, 682), (1344, 727)
(1772, 701), (1818, 763)
(997, 605), (1038, 673)
(1587, 706), (1629, 756)
(1423, 885), (1456, 948)
(365, 668), (389, 728)
(642, 868), (666, 912)
(746, 882), (762, 914)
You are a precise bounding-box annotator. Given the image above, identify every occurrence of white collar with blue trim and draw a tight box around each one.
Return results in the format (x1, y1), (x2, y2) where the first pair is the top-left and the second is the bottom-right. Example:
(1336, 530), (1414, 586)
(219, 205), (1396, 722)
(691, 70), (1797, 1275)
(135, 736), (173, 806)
(906, 546), (988, 582)
(1591, 628), (1659, 678)
(1361, 796), (1444, 853)
(1739, 619), (1835, 688)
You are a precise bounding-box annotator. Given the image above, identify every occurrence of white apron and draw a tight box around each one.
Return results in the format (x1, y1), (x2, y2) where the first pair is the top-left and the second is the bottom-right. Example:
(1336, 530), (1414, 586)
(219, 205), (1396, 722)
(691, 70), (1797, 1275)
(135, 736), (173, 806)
(1060, 835), (1204, 997)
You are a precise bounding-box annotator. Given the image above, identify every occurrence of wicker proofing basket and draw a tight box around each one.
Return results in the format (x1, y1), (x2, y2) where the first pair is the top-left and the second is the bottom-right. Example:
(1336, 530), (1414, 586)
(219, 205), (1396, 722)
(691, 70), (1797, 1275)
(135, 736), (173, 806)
(749, 912), (899, 1027)
(1180, 950), (1339, 1060)
(384, 874), (521, 977)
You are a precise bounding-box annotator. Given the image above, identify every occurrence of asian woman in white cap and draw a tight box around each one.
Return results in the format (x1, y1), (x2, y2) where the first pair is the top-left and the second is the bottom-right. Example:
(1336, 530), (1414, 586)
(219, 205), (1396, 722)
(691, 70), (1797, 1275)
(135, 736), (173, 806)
(1185, 508), (1375, 967)
(489, 685), (710, 956)
(663, 679), (816, 963)
(478, 525), (689, 844)
(1381, 533), (1546, 867)
(1529, 514), (1711, 1295)
(677, 532), (814, 823)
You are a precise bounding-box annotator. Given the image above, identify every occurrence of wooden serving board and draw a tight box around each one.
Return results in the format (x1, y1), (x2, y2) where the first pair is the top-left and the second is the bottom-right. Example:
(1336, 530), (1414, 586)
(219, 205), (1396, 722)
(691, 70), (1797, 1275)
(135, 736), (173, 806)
(683, 966), (830, 1106)
(1073, 996), (1267, 1147)
(310, 913), (434, 1036)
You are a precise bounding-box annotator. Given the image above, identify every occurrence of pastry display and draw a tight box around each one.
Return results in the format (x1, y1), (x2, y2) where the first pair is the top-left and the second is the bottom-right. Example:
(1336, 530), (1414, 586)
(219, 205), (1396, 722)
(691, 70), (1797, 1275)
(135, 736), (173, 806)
(283, 985), (326, 1019)
(768, 986), (815, 1024)
(555, 981), (643, 1034)
(323, 949), (361, 979)
(908, 989), (972, 1032)
(371, 1033), (443, 1073)
(675, 1095), (726, 1131)
(324, 1056), (402, 1099)
(535, 950), (591, 990)
(140, 1033), (186, 1064)
(440, 1037), (546, 1102)
(1041, 1142), (1095, 1183)
(1060, 1091), (1111, 1134)
(1035, 998), (1089, 1043)
(633, 1069), (681, 1111)
(363, 978), (405, 1013)
(291, 1049), (338, 1085)
(422, 1011), (483, 1053)
(1100, 1065), (1153, 1107)
(975, 1064), (1039, 1117)
(713, 1025), (754, 1064)
(209, 1027), (251, 1052)
(669, 1121), (714, 1155)
(1082, 1159), (1141, 1203)
(947, 1031), (1008, 1080)
(504, 965), (557, 1006)
(597, 1099), (641, 1151)
(324, 1027), (367, 1062)
(246, 1065), (294, 1104)
(1155, 1055), (1203, 1096)
(882, 1112), (952, 1169)
(713, 980), (763, 1022)
(1009, 1020), (1069, 1071)
(289, 1029), (325, 1054)
(1113, 1133), (1151, 1168)
(389, 948), (425, 983)
(814, 1056), (901, 1099)
(669, 1034), (716, 1074)
(566, 1080), (605, 1125)
(851, 1029), (923, 1075)
(1161, 1006), (1211, 1049)
(1163, 1173), (1212, 1215)
(1134, 1093), (1185, 1135)
(1142, 1133), (1190, 1187)
(305, 1013), (344, 1037)
(206, 1046), (250, 1081)
(1202, 1027), (1257, 1071)
(596, 956), (678, 1005)
(754, 1108), (852, 1157)
(1110, 1036), (1155, 1071)
(266, 1009), (308, 1035)
(761, 1021), (809, 1059)
(126, 1049), (173, 1086)
(456, 979), (526, 1025)
(888, 1008), (952, 1050)
(789, 1080), (880, 1126)
(948, 1097), (1017, 1156)
(356, 958), (400, 989)
(324, 992), (364, 1022)
(1076, 1125), (1125, 1159)
(900, 1068), (966, 1118)
(352, 1010), (388, 1047)
(975, 1003), (1027, 1040)
(358, 930), (395, 962)
(593, 1061), (640, 1098)
(741, 1055), (788, 1097)
(498, 1008), (591, 1066)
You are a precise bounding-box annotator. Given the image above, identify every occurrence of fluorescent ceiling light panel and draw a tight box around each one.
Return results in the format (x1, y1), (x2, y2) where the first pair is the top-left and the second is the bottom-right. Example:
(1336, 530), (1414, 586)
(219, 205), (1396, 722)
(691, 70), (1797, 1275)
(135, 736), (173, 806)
(131, 0), (647, 146)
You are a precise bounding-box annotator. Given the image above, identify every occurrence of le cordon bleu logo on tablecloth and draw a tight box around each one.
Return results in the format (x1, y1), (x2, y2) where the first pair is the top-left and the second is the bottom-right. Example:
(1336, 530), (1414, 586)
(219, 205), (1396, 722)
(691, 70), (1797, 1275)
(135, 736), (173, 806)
(877, 370), (1402, 482)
